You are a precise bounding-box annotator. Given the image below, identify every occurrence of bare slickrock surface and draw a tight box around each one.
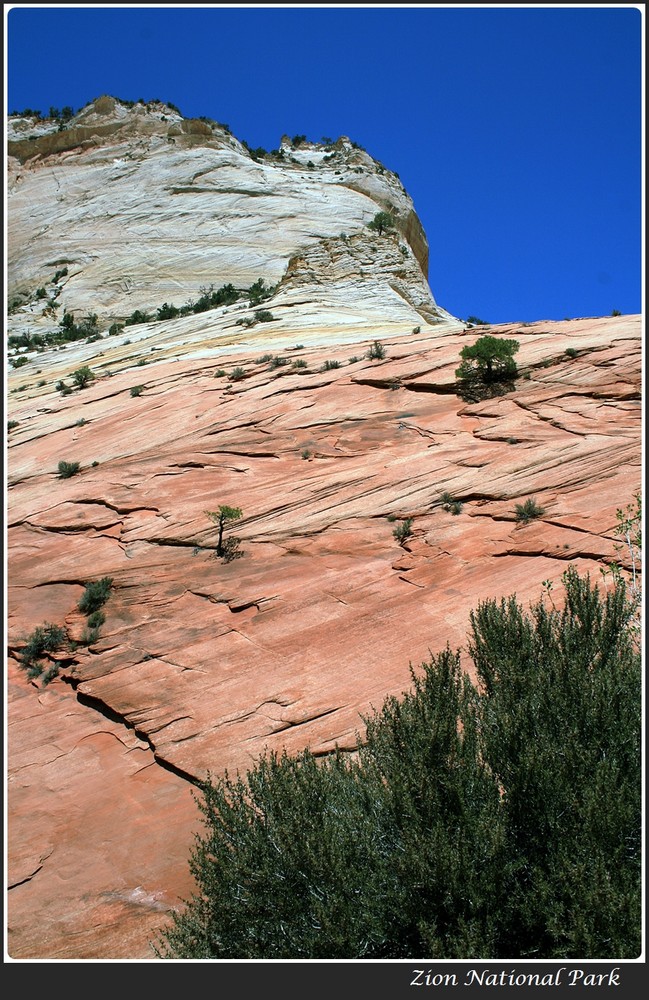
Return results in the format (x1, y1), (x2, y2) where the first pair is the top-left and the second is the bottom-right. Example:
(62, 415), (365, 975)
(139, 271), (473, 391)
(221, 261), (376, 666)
(6, 313), (641, 960)
(5, 99), (642, 961)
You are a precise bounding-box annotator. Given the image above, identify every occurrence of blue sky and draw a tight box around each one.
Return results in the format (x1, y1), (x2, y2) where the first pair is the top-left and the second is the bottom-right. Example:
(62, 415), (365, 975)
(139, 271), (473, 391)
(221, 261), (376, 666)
(5, 4), (644, 325)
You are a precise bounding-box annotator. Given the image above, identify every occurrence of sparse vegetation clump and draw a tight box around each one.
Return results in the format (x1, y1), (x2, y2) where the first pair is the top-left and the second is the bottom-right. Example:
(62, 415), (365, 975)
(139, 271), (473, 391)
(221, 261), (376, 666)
(71, 366), (95, 389)
(514, 497), (545, 524)
(248, 278), (276, 307)
(19, 623), (67, 681)
(78, 577), (114, 614)
(440, 491), (463, 515)
(57, 460), (80, 479)
(367, 340), (386, 361)
(254, 309), (274, 324)
(392, 517), (413, 545)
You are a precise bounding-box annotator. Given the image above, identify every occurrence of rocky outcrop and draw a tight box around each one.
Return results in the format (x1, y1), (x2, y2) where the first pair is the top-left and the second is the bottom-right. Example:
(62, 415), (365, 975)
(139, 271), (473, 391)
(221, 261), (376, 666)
(5, 97), (641, 960)
(7, 97), (450, 342)
(6, 312), (642, 959)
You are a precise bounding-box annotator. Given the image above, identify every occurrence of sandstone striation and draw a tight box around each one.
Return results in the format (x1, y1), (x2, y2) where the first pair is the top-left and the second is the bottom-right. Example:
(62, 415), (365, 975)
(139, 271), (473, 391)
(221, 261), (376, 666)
(5, 98), (642, 961)
(7, 97), (452, 344)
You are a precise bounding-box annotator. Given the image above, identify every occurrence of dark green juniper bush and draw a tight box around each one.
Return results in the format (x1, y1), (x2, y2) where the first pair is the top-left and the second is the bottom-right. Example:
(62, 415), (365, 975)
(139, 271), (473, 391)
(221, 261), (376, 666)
(78, 577), (113, 614)
(57, 460), (80, 479)
(19, 623), (67, 681)
(153, 566), (640, 960)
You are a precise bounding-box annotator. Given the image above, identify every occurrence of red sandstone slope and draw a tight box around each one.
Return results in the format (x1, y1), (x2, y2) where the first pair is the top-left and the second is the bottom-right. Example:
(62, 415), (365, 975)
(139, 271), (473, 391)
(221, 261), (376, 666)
(6, 315), (642, 959)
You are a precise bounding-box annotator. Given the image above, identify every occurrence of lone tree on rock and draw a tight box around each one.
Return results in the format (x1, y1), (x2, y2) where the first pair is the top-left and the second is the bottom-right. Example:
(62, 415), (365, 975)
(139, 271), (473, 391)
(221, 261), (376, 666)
(205, 505), (243, 559)
(455, 334), (520, 391)
(367, 211), (394, 236)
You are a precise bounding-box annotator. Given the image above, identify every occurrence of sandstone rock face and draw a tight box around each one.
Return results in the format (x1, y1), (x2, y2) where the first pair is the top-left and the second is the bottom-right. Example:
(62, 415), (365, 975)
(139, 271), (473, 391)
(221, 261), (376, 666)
(7, 97), (452, 343)
(5, 99), (642, 961)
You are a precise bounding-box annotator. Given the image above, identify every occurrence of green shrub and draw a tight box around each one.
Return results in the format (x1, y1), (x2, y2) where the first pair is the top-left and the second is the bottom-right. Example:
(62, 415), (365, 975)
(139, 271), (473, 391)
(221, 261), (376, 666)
(248, 278), (275, 307)
(214, 369), (226, 378)
(301, 449), (312, 460)
(153, 566), (640, 959)
(20, 623), (66, 667)
(321, 359), (341, 371)
(292, 359), (308, 370)
(230, 367), (246, 382)
(78, 577), (113, 614)
(348, 356), (360, 364)
(465, 315), (489, 326)
(439, 491), (463, 514)
(8, 420), (19, 431)
(611, 309), (622, 317)
(412, 326), (421, 334)
(514, 497), (545, 523)
(58, 460), (80, 479)
(71, 366), (95, 389)
(80, 627), (101, 646)
(130, 385), (144, 397)
(157, 302), (180, 321)
(367, 340), (386, 361)
(268, 356), (287, 369)
(86, 610), (105, 629)
(125, 309), (151, 326)
(259, 353), (274, 364)
(254, 309), (274, 323)
(10, 356), (29, 369)
(564, 347), (578, 359)
(392, 517), (413, 544)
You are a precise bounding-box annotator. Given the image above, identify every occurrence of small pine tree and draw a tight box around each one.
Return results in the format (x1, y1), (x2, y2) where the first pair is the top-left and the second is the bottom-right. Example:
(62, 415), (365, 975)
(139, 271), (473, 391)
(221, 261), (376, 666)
(367, 211), (394, 236)
(205, 506), (243, 559)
